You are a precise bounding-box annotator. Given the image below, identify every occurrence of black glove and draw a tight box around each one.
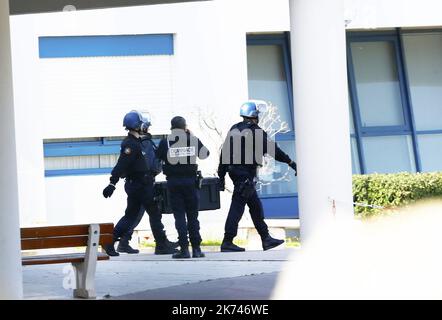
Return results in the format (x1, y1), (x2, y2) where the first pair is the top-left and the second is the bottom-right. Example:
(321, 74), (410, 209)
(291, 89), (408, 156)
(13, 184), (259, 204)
(289, 161), (297, 176)
(103, 184), (116, 198)
(218, 178), (225, 191)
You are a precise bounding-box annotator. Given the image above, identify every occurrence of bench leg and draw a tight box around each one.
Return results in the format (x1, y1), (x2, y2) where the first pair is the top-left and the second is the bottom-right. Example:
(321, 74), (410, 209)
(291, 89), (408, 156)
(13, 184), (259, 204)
(72, 224), (100, 299)
(72, 262), (97, 299)
(72, 262), (96, 299)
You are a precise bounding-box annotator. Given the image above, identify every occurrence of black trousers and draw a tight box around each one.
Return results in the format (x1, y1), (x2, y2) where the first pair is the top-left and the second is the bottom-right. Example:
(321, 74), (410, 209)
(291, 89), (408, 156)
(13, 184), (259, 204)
(168, 178), (202, 248)
(120, 203), (166, 243)
(224, 172), (269, 242)
(114, 178), (167, 243)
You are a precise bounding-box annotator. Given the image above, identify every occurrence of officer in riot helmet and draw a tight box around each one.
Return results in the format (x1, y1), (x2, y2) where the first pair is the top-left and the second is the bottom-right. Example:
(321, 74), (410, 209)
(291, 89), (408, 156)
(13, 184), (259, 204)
(102, 110), (177, 256)
(116, 116), (178, 255)
(156, 116), (210, 259)
(218, 101), (297, 252)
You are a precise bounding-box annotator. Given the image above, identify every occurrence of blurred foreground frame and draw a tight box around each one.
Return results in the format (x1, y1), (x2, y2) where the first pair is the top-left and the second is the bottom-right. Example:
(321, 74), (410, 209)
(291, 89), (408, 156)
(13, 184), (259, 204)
(9, 0), (211, 15)
(274, 198), (442, 300)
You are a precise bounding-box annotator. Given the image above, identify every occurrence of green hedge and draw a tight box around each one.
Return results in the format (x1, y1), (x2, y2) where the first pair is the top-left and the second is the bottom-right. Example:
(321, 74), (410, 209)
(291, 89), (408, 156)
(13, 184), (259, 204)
(353, 172), (442, 217)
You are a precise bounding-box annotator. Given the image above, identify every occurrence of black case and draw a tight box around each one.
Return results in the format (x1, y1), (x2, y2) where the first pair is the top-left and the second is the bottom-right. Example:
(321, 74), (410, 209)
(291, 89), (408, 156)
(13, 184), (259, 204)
(154, 177), (221, 214)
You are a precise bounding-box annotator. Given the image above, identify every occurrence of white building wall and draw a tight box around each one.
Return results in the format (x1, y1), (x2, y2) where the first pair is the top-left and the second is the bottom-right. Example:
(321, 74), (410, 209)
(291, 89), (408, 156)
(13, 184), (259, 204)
(8, 0), (442, 236)
(345, 0), (442, 29)
(10, 17), (47, 227)
(39, 55), (175, 138)
(9, 0), (283, 236)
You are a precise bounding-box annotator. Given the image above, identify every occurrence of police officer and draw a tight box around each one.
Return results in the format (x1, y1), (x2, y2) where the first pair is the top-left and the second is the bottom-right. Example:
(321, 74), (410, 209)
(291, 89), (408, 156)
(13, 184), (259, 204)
(116, 127), (179, 255)
(102, 110), (177, 256)
(156, 116), (210, 259)
(218, 101), (297, 252)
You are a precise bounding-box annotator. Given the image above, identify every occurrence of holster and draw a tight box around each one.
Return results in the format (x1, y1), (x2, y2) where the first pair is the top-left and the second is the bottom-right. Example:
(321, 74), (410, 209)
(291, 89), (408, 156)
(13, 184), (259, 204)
(238, 178), (255, 199)
(196, 170), (203, 189)
(127, 173), (153, 185)
(153, 183), (162, 203)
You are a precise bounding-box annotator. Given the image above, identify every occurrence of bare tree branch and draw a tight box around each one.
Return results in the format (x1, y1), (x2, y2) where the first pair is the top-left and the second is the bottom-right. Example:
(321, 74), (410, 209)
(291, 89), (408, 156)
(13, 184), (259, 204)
(196, 102), (294, 194)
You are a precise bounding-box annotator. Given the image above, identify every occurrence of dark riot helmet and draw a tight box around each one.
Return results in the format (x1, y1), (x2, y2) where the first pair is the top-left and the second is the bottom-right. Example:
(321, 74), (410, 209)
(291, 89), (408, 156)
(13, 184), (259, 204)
(171, 116), (187, 130)
(123, 110), (151, 132)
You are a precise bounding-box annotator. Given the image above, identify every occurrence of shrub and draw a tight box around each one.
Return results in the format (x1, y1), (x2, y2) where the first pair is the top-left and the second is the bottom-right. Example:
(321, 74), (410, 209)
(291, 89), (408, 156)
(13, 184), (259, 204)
(352, 172), (442, 218)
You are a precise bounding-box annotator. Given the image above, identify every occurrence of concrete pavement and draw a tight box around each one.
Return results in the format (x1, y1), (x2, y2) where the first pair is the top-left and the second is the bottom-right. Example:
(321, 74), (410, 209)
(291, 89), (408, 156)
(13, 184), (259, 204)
(23, 248), (296, 300)
(115, 272), (279, 300)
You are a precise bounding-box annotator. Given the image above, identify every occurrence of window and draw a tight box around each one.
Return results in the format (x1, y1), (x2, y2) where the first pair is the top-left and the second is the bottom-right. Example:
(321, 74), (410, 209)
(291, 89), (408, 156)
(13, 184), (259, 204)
(44, 138), (122, 177)
(44, 136), (162, 177)
(38, 34), (175, 137)
(402, 32), (442, 131)
(362, 135), (416, 173)
(417, 134), (442, 172)
(402, 31), (442, 172)
(350, 137), (361, 174)
(349, 97), (362, 174)
(247, 44), (294, 132)
(347, 29), (442, 175)
(246, 33), (297, 218)
(258, 140), (298, 195)
(350, 41), (406, 128)
(347, 31), (419, 174)
(39, 34), (174, 58)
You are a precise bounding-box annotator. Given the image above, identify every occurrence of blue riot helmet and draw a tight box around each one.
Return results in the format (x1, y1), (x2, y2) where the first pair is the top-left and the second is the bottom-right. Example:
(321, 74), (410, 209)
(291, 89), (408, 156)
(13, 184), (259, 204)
(123, 110), (151, 132)
(240, 100), (268, 119)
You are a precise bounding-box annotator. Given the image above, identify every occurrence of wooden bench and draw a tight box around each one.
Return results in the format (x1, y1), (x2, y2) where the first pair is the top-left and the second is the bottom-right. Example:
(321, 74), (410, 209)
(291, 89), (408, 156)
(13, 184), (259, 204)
(21, 223), (114, 299)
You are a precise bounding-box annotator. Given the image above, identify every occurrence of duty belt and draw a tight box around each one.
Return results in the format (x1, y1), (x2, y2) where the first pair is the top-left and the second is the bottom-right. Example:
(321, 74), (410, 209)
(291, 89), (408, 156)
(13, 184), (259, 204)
(126, 172), (155, 184)
(227, 165), (257, 177)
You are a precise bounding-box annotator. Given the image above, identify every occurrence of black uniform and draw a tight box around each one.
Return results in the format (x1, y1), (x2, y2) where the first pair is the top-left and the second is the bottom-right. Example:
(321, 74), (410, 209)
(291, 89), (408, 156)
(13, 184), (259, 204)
(109, 133), (167, 243)
(119, 134), (167, 244)
(156, 129), (210, 249)
(218, 120), (294, 242)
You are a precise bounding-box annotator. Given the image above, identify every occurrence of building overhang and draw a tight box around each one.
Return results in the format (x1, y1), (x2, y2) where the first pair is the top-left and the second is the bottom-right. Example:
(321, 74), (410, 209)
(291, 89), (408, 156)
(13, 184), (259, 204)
(9, 0), (210, 15)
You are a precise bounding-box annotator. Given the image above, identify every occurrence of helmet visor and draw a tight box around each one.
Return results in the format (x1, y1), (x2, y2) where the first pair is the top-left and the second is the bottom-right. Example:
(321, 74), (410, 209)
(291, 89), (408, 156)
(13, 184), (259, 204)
(138, 111), (152, 127)
(255, 102), (268, 114)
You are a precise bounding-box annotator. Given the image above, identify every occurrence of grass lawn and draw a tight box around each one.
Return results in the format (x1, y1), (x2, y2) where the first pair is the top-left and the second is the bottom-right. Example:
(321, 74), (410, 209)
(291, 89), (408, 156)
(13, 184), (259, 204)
(139, 237), (300, 248)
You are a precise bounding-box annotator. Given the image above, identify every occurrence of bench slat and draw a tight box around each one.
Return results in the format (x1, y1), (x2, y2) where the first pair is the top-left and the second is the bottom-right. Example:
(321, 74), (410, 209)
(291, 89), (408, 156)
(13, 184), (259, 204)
(21, 223), (114, 239)
(22, 252), (110, 266)
(21, 234), (113, 250)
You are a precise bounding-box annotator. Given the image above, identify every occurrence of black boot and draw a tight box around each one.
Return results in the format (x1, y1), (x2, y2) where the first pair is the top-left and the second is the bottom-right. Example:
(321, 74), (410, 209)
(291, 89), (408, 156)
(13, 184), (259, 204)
(220, 240), (245, 252)
(103, 242), (120, 257)
(262, 235), (285, 251)
(155, 240), (179, 255)
(165, 239), (179, 249)
(192, 246), (205, 258)
(117, 238), (140, 254)
(172, 247), (191, 259)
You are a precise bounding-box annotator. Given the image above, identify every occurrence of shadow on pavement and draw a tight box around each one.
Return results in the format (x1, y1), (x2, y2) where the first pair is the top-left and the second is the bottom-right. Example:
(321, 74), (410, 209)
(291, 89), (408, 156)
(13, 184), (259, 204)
(113, 272), (279, 300)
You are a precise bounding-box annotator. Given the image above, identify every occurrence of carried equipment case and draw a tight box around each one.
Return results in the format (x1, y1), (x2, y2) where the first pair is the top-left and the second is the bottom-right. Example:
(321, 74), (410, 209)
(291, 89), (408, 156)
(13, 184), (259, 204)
(154, 177), (221, 213)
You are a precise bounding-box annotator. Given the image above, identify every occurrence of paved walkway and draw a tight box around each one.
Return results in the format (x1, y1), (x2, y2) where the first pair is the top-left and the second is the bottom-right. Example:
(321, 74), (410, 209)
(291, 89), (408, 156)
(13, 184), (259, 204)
(115, 272), (279, 300)
(23, 248), (295, 300)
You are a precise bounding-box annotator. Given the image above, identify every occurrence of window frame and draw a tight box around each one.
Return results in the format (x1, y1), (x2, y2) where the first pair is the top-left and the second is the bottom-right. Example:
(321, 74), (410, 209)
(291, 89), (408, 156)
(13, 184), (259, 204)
(44, 138), (120, 177)
(246, 33), (295, 141)
(347, 29), (421, 174)
(399, 28), (442, 143)
(39, 34), (174, 59)
(43, 137), (162, 177)
(246, 33), (298, 218)
(347, 34), (411, 133)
